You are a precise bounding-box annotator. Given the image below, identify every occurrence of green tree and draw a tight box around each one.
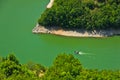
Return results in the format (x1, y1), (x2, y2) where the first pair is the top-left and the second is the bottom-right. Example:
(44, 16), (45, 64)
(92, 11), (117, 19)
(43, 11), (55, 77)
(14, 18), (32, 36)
(0, 54), (21, 77)
(25, 62), (46, 77)
(44, 54), (82, 80)
(38, 0), (120, 30)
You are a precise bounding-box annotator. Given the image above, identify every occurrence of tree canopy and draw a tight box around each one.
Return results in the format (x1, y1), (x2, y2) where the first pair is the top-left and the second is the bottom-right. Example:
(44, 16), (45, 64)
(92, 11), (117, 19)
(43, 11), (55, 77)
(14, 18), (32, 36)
(0, 53), (120, 80)
(43, 54), (82, 80)
(38, 0), (120, 30)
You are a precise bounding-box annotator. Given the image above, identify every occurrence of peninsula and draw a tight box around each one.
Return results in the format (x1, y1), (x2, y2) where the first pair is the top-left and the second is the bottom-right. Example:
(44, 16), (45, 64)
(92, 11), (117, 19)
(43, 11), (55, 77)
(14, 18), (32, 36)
(32, 0), (120, 37)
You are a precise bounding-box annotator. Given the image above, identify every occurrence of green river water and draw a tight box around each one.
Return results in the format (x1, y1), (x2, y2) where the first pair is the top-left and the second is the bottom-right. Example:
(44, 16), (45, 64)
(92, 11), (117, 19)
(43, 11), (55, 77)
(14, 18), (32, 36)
(0, 0), (120, 70)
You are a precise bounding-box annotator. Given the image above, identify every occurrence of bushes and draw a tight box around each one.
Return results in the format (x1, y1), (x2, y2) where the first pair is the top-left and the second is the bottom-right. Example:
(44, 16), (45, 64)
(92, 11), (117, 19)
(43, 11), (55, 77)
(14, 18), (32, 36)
(0, 54), (42, 80)
(0, 54), (120, 80)
(43, 54), (120, 80)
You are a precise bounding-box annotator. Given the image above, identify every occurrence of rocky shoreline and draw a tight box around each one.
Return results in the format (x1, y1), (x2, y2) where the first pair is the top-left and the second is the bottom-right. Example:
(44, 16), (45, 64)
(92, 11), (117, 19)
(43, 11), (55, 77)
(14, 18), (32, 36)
(32, 24), (120, 37)
(33, 0), (120, 37)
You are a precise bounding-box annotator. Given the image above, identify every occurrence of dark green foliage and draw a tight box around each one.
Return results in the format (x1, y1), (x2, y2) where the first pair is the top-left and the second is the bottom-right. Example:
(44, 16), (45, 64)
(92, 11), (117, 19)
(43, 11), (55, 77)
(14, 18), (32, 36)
(38, 0), (120, 30)
(0, 54), (21, 77)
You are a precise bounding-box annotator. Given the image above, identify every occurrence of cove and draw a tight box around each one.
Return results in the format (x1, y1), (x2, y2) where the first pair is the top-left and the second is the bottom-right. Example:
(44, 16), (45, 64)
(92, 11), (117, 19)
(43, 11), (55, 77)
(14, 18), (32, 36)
(0, 0), (120, 70)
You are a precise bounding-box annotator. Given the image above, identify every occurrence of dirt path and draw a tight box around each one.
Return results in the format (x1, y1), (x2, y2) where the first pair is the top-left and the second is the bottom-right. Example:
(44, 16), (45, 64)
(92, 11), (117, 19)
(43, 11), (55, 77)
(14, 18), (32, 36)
(47, 0), (54, 8)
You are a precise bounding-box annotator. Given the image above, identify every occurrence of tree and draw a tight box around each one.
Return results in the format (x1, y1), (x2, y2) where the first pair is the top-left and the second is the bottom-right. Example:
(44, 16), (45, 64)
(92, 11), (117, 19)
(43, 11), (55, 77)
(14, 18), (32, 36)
(0, 53), (120, 80)
(44, 54), (82, 80)
(38, 0), (120, 30)
(0, 54), (21, 77)
(25, 62), (46, 77)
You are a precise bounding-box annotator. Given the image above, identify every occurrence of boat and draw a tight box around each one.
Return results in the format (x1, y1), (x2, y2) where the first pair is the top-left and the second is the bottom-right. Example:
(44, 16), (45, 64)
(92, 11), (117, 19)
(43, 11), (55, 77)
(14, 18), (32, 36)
(74, 51), (79, 54)
(74, 51), (83, 55)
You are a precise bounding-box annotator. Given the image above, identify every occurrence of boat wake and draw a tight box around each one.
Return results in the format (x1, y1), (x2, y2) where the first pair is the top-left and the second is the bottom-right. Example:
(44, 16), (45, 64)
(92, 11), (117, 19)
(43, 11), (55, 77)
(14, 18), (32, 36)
(74, 51), (96, 59)
(74, 51), (95, 56)
(78, 51), (85, 55)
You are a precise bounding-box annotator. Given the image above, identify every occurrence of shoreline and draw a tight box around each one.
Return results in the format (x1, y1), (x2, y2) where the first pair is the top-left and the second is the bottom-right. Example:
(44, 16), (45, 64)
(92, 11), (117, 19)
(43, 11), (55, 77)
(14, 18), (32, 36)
(46, 0), (54, 8)
(35, 0), (120, 37)
(32, 24), (120, 37)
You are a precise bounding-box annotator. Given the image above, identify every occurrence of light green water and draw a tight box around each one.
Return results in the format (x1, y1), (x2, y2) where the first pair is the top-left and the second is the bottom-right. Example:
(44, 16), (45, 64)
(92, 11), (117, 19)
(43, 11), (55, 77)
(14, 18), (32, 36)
(0, 0), (120, 70)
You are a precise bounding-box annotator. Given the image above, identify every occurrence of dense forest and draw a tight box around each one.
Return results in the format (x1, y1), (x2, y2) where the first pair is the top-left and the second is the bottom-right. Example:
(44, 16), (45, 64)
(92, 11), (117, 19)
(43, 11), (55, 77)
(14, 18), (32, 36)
(38, 0), (120, 30)
(0, 54), (120, 80)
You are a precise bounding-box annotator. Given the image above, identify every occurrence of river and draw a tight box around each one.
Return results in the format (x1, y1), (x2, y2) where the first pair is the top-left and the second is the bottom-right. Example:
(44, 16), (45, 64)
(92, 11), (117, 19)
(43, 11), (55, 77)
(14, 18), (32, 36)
(0, 0), (120, 70)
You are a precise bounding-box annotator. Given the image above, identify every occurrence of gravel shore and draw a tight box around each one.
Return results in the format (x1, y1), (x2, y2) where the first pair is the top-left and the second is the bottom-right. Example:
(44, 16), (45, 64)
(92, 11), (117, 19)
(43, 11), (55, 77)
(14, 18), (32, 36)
(32, 24), (120, 37)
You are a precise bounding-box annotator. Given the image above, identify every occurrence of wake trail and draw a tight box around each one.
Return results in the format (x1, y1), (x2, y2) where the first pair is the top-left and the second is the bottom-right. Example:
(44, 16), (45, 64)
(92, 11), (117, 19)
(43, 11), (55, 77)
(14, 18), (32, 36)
(78, 52), (95, 55)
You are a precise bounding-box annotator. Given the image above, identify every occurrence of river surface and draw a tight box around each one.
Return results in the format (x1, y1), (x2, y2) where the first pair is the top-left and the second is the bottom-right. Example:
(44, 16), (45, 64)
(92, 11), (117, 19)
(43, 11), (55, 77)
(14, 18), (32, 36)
(0, 0), (120, 70)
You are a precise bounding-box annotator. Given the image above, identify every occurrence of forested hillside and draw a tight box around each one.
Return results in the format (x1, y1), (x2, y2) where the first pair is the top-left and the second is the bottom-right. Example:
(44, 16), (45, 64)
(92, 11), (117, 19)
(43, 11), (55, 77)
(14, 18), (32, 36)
(0, 54), (120, 80)
(38, 0), (120, 30)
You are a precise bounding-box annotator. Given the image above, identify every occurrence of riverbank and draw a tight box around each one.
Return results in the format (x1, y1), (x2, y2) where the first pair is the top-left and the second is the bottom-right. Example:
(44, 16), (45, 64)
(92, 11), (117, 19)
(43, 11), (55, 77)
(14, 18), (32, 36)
(32, 24), (120, 37)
